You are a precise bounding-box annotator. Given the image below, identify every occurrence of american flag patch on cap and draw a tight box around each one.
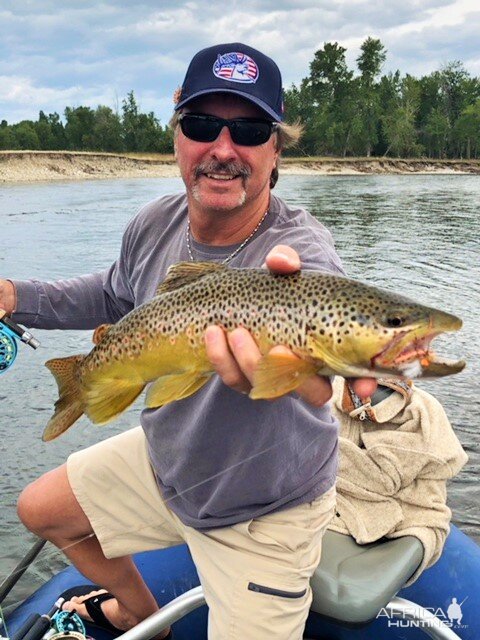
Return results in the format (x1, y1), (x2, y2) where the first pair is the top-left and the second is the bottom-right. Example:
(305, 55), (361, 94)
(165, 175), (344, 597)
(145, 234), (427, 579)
(213, 52), (259, 84)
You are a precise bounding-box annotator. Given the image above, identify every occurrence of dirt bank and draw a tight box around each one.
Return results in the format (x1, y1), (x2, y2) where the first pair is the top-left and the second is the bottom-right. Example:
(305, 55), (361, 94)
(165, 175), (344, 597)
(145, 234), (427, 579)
(1, 151), (479, 183)
(281, 157), (480, 175)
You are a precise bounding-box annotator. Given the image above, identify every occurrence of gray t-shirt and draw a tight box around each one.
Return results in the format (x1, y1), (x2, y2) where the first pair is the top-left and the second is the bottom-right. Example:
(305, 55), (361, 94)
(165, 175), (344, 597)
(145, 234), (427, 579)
(13, 193), (345, 529)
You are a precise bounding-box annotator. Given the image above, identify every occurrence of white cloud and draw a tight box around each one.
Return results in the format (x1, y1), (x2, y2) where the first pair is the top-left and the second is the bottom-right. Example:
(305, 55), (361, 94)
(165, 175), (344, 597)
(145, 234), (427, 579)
(0, 76), (80, 106)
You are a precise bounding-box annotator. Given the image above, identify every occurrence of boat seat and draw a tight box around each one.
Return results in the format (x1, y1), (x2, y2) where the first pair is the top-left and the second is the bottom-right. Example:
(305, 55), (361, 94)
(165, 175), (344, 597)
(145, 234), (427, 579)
(310, 530), (424, 625)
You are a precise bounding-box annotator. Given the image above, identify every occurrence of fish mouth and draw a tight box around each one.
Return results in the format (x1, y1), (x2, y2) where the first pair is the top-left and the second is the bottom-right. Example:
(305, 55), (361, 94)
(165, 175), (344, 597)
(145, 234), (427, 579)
(372, 328), (466, 378)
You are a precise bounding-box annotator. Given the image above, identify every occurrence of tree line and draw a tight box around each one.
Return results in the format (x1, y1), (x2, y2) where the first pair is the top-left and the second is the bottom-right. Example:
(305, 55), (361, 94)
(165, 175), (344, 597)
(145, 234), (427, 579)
(0, 91), (173, 154)
(284, 38), (480, 159)
(2, 39), (480, 159)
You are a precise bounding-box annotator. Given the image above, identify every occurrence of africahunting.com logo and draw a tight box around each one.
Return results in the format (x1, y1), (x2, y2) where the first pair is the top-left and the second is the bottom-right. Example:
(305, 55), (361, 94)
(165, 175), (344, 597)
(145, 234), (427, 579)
(376, 596), (469, 631)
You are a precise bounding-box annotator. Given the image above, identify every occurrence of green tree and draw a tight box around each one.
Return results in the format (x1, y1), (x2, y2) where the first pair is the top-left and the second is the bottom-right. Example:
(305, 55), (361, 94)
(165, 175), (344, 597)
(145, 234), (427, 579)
(437, 62), (479, 125)
(424, 108), (450, 158)
(357, 37), (387, 83)
(355, 37), (387, 156)
(283, 80), (316, 155)
(454, 100), (480, 158)
(64, 106), (96, 150)
(121, 91), (171, 152)
(307, 42), (356, 156)
(11, 121), (40, 149)
(0, 121), (17, 150)
(376, 71), (401, 154)
(158, 125), (174, 154)
(309, 42), (352, 100)
(136, 112), (165, 152)
(47, 112), (67, 149)
(382, 106), (422, 157)
(92, 106), (124, 152)
(122, 90), (140, 151)
(34, 111), (56, 150)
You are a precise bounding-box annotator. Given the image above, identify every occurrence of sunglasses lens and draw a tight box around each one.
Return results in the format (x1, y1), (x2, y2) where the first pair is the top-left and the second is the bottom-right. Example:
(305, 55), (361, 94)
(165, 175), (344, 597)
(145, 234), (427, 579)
(231, 121), (273, 146)
(180, 116), (220, 142)
(180, 115), (274, 146)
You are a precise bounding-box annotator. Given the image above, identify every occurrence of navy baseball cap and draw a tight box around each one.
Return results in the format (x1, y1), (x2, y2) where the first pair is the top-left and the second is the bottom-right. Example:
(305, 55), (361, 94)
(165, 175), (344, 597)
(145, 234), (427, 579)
(174, 43), (284, 122)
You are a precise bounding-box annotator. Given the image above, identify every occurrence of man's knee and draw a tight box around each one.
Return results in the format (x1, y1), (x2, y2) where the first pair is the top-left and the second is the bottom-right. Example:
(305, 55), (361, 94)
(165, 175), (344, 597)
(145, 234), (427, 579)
(17, 463), (90, 539)
(17, 483), (48, 537)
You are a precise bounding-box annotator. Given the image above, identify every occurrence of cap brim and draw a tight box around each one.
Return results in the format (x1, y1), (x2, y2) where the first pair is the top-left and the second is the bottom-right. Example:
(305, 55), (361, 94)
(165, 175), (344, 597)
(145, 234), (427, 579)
(175, 88), (282, 122)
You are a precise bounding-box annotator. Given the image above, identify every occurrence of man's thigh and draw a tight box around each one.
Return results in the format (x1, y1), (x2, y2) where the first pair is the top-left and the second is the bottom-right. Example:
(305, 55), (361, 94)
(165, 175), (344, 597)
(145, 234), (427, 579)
(186, 487), (336, 640)
(67, 426), (184, 558)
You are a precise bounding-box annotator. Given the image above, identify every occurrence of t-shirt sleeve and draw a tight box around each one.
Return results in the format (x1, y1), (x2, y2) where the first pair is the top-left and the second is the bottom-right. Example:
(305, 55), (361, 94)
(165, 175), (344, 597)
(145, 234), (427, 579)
(11, 218), (137, 330)
(250, 197), (346, 276)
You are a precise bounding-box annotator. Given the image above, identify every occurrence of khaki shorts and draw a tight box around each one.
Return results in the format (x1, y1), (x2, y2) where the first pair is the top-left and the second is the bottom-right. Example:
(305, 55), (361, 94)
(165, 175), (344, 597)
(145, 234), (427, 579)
(68, 427), (336, 640)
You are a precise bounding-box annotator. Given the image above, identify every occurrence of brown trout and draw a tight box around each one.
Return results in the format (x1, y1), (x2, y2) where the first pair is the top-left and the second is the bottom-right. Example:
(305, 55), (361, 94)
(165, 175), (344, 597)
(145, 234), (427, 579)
(43, 262), (465, 441)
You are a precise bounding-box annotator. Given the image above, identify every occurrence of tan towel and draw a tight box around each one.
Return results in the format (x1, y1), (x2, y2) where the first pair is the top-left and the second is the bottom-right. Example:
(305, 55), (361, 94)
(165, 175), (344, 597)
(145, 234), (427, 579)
(329, 377), (468, 585)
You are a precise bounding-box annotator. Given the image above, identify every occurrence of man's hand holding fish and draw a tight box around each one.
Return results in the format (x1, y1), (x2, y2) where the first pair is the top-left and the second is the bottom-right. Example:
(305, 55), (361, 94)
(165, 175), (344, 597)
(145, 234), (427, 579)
(205, 244), (378, 404)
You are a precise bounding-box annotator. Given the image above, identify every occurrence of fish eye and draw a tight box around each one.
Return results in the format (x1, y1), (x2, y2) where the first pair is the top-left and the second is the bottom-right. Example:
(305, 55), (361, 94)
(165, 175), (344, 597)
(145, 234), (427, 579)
(385, 316), (406, 328)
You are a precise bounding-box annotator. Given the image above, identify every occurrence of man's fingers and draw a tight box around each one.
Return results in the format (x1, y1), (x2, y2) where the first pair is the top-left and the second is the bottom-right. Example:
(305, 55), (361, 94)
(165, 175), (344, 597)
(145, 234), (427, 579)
(226, 328), (262, 384)
(264, 245), (301, 274)
(267, 346), (333, 407)
(204, 326), (251, 393)
(295, 375), (333, 407)
(349, 378), (378, 399)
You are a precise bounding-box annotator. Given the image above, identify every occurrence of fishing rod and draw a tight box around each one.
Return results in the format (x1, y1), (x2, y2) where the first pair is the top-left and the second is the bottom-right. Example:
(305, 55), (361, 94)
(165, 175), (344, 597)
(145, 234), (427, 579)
(0, 538), (47, 605)
(0, 311), (40, 373)
(17, 598), (65, 640)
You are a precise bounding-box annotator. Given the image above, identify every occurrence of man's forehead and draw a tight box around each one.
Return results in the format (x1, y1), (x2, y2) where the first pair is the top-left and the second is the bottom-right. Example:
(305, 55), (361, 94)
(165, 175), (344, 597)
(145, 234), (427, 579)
(184, 93), (267, 118)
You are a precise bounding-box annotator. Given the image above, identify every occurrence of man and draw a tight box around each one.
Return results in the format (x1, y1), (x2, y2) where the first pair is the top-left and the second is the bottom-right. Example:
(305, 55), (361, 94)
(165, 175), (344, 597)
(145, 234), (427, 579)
(2, 43), (375, 639)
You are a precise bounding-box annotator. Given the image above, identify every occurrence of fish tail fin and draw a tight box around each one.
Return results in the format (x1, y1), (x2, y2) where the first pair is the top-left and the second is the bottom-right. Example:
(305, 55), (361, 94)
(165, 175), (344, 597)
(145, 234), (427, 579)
(43, 355), (86, 441)
(84, 376), (145, 425)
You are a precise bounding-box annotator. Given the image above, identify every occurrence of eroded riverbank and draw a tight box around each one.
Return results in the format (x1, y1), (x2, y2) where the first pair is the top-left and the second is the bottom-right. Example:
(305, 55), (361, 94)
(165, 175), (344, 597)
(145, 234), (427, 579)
(1, 151), (479, 183)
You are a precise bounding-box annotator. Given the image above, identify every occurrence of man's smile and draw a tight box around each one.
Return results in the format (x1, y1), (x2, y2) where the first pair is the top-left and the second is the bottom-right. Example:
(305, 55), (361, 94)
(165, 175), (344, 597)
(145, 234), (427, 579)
(204, 173), (239, 181)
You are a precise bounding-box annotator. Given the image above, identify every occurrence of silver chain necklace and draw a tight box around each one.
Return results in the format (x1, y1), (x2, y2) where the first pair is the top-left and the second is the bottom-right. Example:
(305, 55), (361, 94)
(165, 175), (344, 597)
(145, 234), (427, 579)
(186, 209), (269, 264)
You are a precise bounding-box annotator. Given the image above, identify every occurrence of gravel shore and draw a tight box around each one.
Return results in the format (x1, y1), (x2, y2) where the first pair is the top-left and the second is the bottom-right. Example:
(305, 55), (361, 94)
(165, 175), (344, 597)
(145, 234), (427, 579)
(1, 151), (479, 183)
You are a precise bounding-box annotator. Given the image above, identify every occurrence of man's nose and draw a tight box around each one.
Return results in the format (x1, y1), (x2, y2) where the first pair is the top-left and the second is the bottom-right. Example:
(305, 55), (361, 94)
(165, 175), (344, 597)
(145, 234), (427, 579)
(210, 126), (238, 161)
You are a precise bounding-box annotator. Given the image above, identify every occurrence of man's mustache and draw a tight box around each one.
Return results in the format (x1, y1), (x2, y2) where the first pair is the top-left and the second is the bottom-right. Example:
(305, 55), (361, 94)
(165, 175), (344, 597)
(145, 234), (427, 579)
(194, 161), (251, 180)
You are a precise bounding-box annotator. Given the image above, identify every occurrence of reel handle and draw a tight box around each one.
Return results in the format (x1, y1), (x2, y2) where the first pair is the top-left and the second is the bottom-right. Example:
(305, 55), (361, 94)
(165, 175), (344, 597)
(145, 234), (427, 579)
(0, 310), (40, 373)
(0, 311), (40, 349)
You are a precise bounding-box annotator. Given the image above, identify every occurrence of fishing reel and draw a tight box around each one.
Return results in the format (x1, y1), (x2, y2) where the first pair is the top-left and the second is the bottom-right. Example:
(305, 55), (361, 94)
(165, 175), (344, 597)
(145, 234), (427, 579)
(52, 610), (86, 637)
(0, 311), (40, 373)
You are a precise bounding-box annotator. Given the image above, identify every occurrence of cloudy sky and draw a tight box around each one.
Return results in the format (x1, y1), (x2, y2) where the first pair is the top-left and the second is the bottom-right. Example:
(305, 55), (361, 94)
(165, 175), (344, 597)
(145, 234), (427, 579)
(1, 0), (479, 126)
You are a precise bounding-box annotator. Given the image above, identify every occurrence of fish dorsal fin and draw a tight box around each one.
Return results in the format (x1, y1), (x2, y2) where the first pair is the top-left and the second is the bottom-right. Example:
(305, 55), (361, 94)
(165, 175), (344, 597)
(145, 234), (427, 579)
(156, 261), (226, 296)
(92, 323), (113, 345)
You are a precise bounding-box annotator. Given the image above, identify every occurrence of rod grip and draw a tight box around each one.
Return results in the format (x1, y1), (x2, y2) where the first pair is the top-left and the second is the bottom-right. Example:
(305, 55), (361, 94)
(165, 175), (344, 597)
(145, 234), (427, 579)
(11, 613), (41, 640)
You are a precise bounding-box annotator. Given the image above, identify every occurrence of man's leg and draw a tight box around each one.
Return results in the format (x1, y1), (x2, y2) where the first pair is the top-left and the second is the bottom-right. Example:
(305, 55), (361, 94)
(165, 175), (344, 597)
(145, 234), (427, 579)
(17, 428), (183, 639)
(185, 486), (336, 640)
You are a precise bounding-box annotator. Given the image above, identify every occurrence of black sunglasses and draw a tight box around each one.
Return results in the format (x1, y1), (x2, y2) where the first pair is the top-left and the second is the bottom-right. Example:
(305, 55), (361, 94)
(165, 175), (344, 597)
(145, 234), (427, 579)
(178, 113), (278, 146)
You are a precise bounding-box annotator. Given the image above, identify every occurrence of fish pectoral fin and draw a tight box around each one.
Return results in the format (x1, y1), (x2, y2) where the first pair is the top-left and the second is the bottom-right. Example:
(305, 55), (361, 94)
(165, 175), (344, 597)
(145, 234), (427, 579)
(305, 334), (343, 373)
(43, 354), (86, 441)
(250, 352), (318, 400)
(156, 261), (225, 296)
(145, 371), (212, 408)
(92, 323), (113, 345)
(84, 377), (145, 425)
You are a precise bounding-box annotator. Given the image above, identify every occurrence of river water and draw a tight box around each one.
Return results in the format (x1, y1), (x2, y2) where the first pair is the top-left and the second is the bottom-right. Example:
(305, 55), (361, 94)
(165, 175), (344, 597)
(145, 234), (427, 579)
(0, 174), (479, 610)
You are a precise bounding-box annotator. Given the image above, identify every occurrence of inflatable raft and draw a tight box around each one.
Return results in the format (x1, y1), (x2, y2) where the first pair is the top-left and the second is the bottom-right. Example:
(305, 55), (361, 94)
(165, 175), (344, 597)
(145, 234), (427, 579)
(4, 524), (479, 640)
